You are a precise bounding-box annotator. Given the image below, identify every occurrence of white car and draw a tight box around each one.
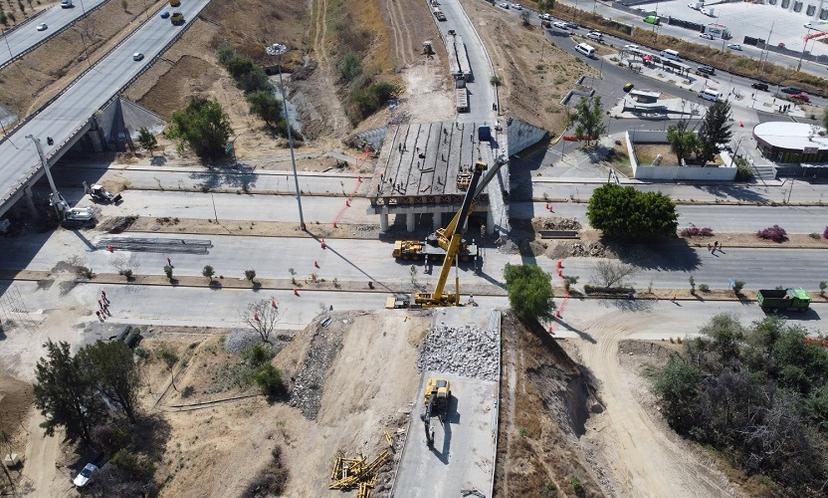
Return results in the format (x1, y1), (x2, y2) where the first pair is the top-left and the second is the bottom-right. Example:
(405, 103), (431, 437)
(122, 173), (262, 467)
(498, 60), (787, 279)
(511, 3), (523, 10)
(728, 43), (742, 51)
(499, 2), (510, 8)
(539, 13), (553, 21)
(552, 21), (568, 29)
(132, 52), (144, 61)
(73, 463), (99, 487)
(699, 33), (714, 40)
(587, 31), (603, 41)
(36, 23), (48, 31)
(624, 44), (640, 50)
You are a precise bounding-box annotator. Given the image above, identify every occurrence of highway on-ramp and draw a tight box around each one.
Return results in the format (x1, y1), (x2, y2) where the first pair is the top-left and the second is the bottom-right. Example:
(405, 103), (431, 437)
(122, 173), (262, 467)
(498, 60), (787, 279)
(0, 0), (211, 217)
(0, 0), (110, 69)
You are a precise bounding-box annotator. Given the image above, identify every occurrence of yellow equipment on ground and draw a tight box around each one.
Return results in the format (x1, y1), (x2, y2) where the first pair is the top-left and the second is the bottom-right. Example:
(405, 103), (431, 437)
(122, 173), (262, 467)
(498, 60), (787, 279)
(422, 378), (452, 448)
(329, 432), (395, 497)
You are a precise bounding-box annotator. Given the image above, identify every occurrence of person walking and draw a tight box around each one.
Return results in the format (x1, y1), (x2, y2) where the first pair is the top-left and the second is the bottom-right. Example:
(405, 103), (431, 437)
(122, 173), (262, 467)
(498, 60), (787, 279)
(101, 290), (109, 304)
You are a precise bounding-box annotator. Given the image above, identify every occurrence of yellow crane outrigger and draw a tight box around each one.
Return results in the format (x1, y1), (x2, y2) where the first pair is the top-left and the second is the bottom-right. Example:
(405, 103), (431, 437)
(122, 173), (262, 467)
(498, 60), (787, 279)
(387, 159), (492, 309)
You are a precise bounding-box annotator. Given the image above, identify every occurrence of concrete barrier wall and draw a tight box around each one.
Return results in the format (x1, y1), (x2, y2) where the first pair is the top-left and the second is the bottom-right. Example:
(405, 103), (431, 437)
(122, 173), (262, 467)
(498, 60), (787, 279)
(627, 130), (737, 181)
(507, 119), (548, 157)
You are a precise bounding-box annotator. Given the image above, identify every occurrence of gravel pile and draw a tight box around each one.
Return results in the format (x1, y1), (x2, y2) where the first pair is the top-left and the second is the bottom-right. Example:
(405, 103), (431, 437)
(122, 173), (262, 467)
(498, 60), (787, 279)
(417, 324), (498, 381)
(570, 241), (609, 257)
(288, 315), (345, 419)
(223, 329), (260, 354)
(538, 217), (582, 231)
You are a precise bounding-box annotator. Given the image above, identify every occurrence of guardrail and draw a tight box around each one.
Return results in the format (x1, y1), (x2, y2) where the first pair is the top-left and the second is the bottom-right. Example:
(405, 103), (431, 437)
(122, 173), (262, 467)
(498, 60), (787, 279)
(0, 0), (112, 71)
(0, 1), (209, 209)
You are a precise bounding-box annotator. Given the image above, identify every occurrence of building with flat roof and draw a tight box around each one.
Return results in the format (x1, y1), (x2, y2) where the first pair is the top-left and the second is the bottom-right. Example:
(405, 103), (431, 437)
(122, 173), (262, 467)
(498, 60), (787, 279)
(753, 121), (828, 163)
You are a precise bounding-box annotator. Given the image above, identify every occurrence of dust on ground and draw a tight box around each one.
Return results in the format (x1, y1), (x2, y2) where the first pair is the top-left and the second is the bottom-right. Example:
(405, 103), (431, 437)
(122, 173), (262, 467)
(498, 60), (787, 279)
(460, 0), (593, 137)
(495, 312), (604, 497)
(561, 310), (748, 498)
(144, 310), (429, 497)
(0, 0), (162, 118)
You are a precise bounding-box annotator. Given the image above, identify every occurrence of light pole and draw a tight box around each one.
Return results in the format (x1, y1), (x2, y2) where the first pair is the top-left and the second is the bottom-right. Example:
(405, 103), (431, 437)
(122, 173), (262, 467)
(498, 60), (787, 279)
(266, 42), (306, 231)
(797, 25), (814, 72)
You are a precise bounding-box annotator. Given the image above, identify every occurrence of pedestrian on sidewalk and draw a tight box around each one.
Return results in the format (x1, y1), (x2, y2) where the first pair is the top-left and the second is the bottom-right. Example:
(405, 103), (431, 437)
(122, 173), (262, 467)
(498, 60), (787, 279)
(707, 242), (713, 253)
(166, 256), (174, 268)
(713, 240), (720, 253)
(98, 299), (104, 310)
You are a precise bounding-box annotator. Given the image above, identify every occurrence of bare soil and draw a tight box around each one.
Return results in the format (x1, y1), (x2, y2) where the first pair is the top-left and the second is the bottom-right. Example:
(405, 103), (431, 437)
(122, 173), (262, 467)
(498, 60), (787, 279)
(495, 313), (604, 497)
(0, 0), (55, 28)
(633, 143), (680, 166)
(460, 0), (592, 137)
(136, 310), (429, 497)
(0, 0), (161, 118)
(0, 375), (33, 465)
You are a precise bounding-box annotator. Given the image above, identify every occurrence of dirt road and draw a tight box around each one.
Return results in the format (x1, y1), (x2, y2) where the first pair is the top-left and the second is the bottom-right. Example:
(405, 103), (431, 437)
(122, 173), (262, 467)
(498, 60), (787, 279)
(575, 312), (744, 497)
(21, 411), (63, 497)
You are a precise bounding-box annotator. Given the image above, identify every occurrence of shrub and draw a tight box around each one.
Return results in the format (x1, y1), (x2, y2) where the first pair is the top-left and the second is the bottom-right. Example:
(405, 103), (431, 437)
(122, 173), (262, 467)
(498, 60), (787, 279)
(163, 265), (174, 281)
(698, 283), (710, 293)
(111, 449), (156, 481)
(350, 81), (399, 120)
(338, 52), (362, 82)
(757, 225), (788, 243)
(503, 264), (554, 319)
(242, 343), (275, 367)
(167, 97), (232, 159)
(680, 225), (713, 237)
(732, 280), (745, 293)
(243, 447), (288, 496)
(118, 269), (134, 280)
(254, 364), (286, 398)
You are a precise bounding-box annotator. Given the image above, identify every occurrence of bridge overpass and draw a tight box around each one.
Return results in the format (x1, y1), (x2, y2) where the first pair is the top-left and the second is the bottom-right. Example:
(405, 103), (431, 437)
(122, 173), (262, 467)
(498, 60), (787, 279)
(0, 0), (211, 219)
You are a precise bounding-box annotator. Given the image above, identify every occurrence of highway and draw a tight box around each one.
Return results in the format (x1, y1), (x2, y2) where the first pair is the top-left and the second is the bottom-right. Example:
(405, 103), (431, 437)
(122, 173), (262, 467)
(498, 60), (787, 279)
(0, 0), (211, 217)
(0, 0), (110, 69)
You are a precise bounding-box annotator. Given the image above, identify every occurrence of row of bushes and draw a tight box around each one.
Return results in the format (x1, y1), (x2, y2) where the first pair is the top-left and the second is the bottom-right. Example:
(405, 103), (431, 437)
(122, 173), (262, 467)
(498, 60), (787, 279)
(583, 285), (635, 295)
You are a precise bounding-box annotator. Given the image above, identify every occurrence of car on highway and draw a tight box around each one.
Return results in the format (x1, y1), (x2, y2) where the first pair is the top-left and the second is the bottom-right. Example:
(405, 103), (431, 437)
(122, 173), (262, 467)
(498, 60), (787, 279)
(132, 52), (144, 61)
(511, 3), (523, 10)
(696, 65), (715, 76)
(566, 22), (579, 29)
(790, 93), (811, 103)
(73, 463), (99, 487)
(586, 31), (603, 41)
(552, 21), (568, 29)
(160, 10), (170, 18)
(699, 33), (714, 40)
(539, 13), (553, 21)
(751, 82), (769, 91)
(624, 44), (639, 51)
(728, 43), (742, 51)
(780, 86), (803, 95)
(60, 0), (74, 7)
(36, 23), (48, 31)
(498, 2), (509, 8)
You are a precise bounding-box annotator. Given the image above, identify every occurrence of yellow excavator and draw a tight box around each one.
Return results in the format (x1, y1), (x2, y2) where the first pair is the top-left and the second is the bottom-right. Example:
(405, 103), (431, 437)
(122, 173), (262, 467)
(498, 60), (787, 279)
(386, 159), (494, 309)
(421, 377), (451, 448)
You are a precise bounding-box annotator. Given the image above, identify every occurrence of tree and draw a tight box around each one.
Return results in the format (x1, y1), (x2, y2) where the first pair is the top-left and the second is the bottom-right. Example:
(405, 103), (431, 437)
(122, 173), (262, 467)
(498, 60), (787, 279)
(503, 264), (553, 320)
(489, 75), (502, 87)
(700, 314), (745, 363)
(245, 270), (257, 284)
(573, 96), (606, 147)
(166, 96), (232, 160)
(33, 341), (105, 442)
(654, 358), (701, 434)
(697, 100), (732, 164)
(246, 90), (282, 128)
(77, 341), (140, 422)
(586, 184), (678, 239)
(537, 0), (556, 12)
(689, 275), (696, 294)
(243, 299), (280, 343)
(137, 127), (157, 152)
(338, 52), (363, 82)
(593, 260), (637, 288)
(666, 120), (699, 165)
(163, 264), (174, 282)
(254, 364), (287, 398)
(202, 264), (215, 283)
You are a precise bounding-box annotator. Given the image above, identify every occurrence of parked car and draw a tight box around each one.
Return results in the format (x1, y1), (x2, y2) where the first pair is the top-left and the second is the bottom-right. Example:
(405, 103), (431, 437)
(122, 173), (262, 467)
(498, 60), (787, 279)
(728, 43), (742, 50)
(132, 52), (144, 61)
(751, 82), (769, 91)
(780, 86), (803, 95)
(73, 463), (99, 488)
(696, 65), (715, 75)
(790, 93), (811, 103)
(36, 23), (48, 31)
(498, 2), (510, 8)
(699, 32), (714, 40)
(552, 21), (568, 29)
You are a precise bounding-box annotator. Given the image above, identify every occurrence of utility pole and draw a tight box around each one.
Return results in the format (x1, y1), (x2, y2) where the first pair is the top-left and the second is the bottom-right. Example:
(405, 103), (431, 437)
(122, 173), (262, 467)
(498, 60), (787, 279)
(759, 21), (775, 75)
(266, 43), (306, 231)
(797, 25), (814, 72)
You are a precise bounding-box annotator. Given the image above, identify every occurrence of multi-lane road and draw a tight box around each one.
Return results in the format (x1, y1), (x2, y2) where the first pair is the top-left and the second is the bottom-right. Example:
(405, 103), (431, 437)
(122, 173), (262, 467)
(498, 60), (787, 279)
(0, 0), (211, 217)
(0, 0), (110, 69)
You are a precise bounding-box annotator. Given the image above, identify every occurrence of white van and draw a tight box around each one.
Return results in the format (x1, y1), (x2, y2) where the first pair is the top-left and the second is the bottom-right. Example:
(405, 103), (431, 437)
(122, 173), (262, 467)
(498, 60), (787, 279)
(698, 88), (720, 102)
(575, 43), (596, 58)
(660, 49), (680, 60)
(586, 31), (603, 41)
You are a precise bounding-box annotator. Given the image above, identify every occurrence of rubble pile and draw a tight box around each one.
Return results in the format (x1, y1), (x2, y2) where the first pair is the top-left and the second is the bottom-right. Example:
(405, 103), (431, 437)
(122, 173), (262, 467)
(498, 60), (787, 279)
(537, 217), (582, 231)
(569, 241), (609, 257)
(417, 324), (498, 381)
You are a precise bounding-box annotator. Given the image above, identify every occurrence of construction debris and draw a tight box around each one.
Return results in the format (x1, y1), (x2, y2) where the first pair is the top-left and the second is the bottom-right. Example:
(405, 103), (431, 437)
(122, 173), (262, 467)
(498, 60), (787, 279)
(533, 216), (582, 231)
(329, 433), (394, 497)
(417, 324), (498, 381)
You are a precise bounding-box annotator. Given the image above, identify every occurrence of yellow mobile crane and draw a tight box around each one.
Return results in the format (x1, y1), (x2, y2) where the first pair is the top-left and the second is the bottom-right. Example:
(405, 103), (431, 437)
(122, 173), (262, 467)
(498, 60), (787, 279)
(387, 159), (498, 309)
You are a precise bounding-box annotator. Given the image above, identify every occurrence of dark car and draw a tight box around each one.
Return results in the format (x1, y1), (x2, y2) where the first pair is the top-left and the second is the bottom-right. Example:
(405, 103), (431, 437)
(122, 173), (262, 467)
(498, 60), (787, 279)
(780, 86), (802, 95)
(751, 82), (769, 91)
(160, 10), (170, 18)
(696, 65), (715, 76)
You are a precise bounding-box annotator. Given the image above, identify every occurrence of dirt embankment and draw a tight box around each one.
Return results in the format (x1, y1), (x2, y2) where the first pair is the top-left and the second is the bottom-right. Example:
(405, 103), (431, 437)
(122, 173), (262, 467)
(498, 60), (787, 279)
(461, 0), (591, 137)
(0, 0), (55, 28)
(0, 0), (159, 118)
(495, 312), (604, 498)
(0, 375), (33, 460)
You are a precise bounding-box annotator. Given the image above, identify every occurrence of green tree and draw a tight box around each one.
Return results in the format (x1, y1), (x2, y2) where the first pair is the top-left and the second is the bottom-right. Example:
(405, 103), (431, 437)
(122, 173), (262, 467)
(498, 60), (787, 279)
(254, 364), (287, 398)
(167, 96), (232, 160)
(700, 314), (744, 363)
(537, 0), (556, 12)
(697, 100), (732, 164)
(137, 127), (157, 152)
(654, 357), (701, 434)
(586, 184), (678, 239)
(338, 52), (363, 82)
(489, 75), (502, 87)
(77, 341), (140, 422)
(246, 90), (282, 127)
(33, 341), (105, 442)
(202, 264), (215, 283)
(245, 269), (256, 283)
(573, 96), (606, 147)
(666, 120), (699, 165)
(503, 264), (553, 320)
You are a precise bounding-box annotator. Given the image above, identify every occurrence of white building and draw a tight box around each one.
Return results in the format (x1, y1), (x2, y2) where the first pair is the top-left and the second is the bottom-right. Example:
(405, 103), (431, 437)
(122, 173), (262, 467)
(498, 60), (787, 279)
(765, 0), (828, 21)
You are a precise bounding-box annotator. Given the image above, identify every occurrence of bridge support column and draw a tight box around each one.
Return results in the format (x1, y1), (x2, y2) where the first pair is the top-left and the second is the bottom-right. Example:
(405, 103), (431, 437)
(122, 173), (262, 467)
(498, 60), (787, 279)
(379, 210), (389, 232)
(432, 211), (442, 231)
(406, 212), (415, 232)
(486, 209), (495, 235)
(23, 186), (38, 219)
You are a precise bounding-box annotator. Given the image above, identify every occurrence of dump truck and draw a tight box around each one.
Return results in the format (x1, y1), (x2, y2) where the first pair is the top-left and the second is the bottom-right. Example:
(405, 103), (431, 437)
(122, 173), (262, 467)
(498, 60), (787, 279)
(421, 378), (451, 448)
(455, 87), (469, 113)
(170, 12), (184, 25)
(392, 238), (479, 263)
(757, 288), (811, 313)
(433, 8), (446, 21)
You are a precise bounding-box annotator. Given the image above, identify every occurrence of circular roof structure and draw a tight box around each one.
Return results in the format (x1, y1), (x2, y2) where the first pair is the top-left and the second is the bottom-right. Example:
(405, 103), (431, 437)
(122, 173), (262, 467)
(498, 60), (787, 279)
(753, 122), (828, 152)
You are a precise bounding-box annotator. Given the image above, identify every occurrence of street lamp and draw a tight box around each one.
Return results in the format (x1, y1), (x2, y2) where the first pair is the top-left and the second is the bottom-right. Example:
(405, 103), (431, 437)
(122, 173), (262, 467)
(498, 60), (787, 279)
(266, 42), (306, 231)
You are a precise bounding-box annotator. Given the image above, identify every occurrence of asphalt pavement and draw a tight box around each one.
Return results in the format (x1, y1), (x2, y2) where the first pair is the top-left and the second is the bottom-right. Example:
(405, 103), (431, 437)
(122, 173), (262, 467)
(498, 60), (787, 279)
(0, 0), (212, 217)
